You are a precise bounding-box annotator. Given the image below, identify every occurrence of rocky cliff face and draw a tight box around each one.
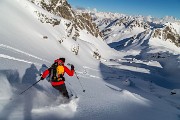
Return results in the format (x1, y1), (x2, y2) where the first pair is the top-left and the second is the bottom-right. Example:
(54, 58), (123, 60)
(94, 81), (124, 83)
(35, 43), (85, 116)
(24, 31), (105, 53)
(29, 0), (100, 39)
(152, 25), (180, 47)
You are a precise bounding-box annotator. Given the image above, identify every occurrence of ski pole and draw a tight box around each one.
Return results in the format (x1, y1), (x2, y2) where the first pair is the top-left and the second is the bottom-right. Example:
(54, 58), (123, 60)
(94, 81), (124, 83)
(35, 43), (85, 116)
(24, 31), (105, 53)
(66, 81), (78, 98)
(67, 63), (86, 92)
(74, 71), (85, 92)
(20, 79), (41, 95)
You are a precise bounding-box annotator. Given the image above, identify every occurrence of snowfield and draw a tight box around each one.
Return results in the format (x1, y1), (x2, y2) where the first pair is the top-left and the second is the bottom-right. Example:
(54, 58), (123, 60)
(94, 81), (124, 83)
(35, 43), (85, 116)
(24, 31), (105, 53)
(0, 0), (180, 120)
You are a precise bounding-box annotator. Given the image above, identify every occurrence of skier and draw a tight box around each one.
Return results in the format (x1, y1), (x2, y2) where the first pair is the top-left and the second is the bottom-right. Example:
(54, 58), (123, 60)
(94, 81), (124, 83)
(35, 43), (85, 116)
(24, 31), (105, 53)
(40, 58), (74, 99)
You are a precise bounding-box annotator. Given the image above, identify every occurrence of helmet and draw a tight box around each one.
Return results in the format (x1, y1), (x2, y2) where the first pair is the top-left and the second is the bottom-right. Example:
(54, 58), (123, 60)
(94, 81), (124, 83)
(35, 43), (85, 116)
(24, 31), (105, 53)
(59, 58), (65, 63)
(54, 58), (65, 65)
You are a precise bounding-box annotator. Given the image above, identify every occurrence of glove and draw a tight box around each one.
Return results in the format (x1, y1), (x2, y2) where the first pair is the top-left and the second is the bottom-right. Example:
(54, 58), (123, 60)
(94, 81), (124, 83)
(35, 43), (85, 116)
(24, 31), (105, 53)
(71, 65), (74, 70)
(40, 77), (44, 80)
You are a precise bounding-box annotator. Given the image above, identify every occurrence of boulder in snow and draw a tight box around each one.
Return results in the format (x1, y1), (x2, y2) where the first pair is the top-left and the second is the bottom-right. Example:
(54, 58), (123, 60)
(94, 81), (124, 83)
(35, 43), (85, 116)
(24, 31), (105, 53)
(122, 79), (134, 86)
(171, 89), (180, 95)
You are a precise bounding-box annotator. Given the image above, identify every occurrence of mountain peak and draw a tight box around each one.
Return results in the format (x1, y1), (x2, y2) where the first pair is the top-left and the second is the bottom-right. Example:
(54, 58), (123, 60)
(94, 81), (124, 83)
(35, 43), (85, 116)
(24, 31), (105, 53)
(30, 0), (101, 38)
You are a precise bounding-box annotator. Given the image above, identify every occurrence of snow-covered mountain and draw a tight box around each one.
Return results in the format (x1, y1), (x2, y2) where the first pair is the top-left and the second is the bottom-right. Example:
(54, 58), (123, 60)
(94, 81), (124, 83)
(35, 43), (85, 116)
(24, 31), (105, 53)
(0, 0), (180, 120)
(77, 9), (180, 48)
(29, 0), (101, 39)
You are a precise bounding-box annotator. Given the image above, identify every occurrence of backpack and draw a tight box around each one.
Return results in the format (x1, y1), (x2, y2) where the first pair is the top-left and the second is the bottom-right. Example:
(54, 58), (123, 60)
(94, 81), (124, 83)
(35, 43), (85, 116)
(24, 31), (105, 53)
(49, 61), (65, 82)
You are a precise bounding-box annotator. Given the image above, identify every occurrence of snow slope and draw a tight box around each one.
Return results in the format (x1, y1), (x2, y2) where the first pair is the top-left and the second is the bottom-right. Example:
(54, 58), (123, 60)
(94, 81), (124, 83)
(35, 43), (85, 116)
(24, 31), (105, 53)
(0, 0), (180, 120)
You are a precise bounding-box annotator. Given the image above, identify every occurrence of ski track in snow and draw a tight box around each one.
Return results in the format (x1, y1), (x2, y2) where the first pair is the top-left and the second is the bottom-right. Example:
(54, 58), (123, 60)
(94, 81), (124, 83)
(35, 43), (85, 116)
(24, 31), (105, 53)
(0, 44), (51, 63)
(77, 73), (102, 79)
(72, 66), (103, 79)
(83, 66), (100, 71)
(0, 54), (42, 66)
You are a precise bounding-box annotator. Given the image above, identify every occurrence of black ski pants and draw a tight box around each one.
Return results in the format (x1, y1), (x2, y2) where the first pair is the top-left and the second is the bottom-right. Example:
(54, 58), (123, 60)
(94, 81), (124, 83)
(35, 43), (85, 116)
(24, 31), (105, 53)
(53, 84), (69, 99)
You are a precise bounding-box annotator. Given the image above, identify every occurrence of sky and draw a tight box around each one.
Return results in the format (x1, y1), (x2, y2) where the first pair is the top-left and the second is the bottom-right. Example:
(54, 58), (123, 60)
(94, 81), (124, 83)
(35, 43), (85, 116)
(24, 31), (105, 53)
(67, 0), (180, 19)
